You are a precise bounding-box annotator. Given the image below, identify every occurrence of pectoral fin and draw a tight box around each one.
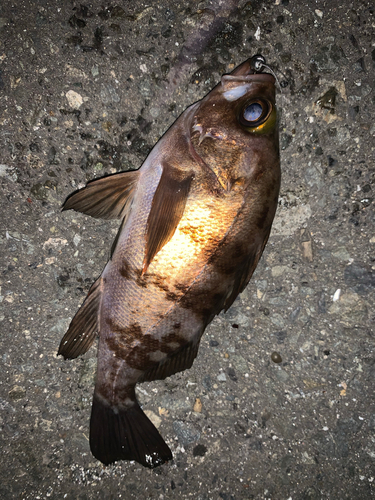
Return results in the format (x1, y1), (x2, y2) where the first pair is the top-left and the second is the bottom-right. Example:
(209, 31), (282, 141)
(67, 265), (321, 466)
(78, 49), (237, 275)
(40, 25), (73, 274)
(63, 170), (139, 219)
(58, 277), (102, 359)
(143, 163), (193, 273)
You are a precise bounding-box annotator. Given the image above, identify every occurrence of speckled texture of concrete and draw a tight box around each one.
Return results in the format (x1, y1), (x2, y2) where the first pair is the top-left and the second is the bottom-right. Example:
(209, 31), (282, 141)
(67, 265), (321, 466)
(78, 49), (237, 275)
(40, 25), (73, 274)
(0, 1), (374, 498)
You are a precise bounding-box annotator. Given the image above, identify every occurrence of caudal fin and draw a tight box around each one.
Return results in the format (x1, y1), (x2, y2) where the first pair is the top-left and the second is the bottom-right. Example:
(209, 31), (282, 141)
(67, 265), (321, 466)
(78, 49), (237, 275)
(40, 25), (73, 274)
(90, 395), (173, 468)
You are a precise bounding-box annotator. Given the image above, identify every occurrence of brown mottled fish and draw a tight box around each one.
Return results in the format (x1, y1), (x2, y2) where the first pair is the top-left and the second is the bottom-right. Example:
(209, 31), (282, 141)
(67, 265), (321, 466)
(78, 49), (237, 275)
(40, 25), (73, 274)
(58, 55), (280, 468)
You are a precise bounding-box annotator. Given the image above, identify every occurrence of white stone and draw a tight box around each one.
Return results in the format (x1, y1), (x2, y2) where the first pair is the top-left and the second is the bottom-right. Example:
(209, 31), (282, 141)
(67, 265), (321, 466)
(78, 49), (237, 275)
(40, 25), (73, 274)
(66, 90), (83, 109)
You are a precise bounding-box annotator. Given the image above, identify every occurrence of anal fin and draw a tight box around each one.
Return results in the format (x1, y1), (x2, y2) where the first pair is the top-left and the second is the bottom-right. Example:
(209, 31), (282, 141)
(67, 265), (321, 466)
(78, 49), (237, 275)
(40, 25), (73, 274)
(139, 340), (200, 383)
(58, 277), (102, 359)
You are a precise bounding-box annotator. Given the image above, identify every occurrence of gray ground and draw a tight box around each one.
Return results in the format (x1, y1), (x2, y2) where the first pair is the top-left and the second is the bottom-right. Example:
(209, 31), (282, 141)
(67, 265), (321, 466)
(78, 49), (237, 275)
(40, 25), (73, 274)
(0, 0), (374, 498)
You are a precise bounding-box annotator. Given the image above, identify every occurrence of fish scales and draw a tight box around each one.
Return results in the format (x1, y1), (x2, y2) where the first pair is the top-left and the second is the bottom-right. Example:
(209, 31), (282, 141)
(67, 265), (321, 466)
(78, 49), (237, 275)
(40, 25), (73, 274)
(58, 56), (281, 468)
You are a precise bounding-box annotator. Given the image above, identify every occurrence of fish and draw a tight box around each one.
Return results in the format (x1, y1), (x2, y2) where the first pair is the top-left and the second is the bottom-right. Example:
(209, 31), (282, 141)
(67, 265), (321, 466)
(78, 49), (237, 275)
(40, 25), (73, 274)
(58, 55), (281, 469)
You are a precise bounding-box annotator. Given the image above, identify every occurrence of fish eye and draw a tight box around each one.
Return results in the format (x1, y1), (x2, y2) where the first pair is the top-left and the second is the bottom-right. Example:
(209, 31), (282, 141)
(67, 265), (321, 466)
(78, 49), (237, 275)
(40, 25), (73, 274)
(239, 98), (277, 134)
(239, 99), (271, 127)
(243, 102), (263, 122)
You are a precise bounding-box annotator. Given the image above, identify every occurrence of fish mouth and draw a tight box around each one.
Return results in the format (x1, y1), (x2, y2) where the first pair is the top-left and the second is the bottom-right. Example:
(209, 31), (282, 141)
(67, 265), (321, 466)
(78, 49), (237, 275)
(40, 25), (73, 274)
(220, 72), (275, 103)
(222, 55), (276, 85)
(222, 73), (275, 85)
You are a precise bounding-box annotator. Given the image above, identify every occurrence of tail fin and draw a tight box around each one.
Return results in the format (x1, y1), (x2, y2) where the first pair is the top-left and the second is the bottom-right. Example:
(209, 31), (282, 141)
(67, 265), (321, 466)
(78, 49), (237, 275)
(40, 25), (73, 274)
(90, 395), (173, 468)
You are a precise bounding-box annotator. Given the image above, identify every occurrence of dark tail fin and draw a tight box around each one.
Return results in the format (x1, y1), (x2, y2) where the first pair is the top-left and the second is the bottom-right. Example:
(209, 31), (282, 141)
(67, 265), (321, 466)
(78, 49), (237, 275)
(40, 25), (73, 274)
(90, 395), (173, 468)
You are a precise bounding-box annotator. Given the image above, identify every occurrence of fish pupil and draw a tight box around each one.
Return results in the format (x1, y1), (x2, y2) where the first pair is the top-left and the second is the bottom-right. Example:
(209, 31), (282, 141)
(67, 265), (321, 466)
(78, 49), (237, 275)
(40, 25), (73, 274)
(239, 98), (272, 128)
(243, 102), (263, 122)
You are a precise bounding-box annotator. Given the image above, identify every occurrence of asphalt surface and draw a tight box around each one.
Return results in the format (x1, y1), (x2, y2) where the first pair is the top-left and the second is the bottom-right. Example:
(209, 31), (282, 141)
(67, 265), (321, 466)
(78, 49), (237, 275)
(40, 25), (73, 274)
(0, 0), (374, 498)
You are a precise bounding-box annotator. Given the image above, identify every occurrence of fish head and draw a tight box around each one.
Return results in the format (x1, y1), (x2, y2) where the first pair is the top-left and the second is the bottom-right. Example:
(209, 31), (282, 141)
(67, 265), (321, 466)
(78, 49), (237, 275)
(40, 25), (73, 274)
(190, 57), (280, 192)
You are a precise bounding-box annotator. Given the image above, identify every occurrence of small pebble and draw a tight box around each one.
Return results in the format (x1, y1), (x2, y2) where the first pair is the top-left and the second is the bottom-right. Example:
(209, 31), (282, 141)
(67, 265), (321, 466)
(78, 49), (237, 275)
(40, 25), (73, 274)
(271, 351), (282, 363)
(66, 90), (83, 109)
(193, 397), (202, 413)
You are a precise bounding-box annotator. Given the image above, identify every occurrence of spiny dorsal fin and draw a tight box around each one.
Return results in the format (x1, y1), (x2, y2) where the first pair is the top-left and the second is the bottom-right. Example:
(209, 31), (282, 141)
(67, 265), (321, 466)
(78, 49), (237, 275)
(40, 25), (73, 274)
(58, 277), (102, 359)
(63, 170), (139, 219)
(110, 216), (126, 258)
(143, 163), (194, 273)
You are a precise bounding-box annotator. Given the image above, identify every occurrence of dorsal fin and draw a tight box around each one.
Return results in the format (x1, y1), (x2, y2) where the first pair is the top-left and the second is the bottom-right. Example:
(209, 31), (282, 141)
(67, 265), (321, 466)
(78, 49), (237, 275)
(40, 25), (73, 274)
(63, 170), (139, 219)
(143, 163), (193, 273)
(58, 277), (102, 359)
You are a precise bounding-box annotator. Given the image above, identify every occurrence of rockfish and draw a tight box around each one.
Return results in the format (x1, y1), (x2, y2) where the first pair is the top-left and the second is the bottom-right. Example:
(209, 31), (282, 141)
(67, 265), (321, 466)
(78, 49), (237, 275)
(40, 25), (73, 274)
(58, 55), (280, 468)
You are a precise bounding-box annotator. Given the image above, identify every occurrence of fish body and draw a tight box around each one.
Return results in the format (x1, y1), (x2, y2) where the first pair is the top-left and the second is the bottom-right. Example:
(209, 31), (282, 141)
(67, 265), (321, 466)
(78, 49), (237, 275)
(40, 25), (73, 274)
(59, 57), (280, 468)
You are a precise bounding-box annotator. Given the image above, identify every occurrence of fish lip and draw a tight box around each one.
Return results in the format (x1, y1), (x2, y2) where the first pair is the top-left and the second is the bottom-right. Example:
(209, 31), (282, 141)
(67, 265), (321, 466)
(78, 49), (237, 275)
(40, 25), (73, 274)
(221, 73), (276, 85)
